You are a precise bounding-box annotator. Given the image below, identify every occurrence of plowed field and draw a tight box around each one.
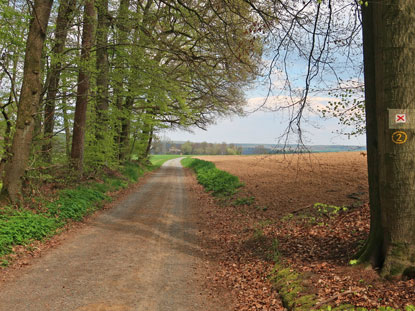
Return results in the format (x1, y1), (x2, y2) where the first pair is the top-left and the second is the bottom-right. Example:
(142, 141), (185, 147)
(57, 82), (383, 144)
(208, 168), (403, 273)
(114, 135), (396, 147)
(197, 152), (368, 215)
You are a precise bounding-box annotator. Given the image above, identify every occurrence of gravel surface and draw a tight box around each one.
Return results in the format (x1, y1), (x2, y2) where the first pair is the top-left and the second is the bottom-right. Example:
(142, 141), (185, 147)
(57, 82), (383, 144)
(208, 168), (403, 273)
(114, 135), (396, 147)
(0, 158), (228, 311)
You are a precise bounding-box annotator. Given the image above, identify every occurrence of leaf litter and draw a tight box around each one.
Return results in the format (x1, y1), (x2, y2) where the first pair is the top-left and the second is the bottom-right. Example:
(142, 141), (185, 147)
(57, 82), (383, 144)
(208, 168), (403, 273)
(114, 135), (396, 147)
(190, 153), (415, 310)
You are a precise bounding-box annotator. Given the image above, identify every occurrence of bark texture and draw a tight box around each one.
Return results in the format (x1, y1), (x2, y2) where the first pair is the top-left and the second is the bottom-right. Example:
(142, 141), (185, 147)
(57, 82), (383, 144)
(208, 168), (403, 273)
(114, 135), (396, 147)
(357, 0), (384, 268)
(361, 0), (415, 278)
(71, 0), (95, 173)
(119, 96), (133, 161)
(95, 0), (109, 139)
(42, 0), (77, 163)
(1, 0), (53, 203)
(114, 0), (130, 161)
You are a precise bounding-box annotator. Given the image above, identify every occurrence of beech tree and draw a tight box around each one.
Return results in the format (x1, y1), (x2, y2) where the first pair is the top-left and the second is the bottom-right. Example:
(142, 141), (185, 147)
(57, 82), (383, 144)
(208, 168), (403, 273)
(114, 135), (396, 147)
(1, 0), (53, 203)
(70, 0), (95, 174)
(248, 0), (415, 278)
(42, 0), (77, 163)
(356, 0), (415, 278)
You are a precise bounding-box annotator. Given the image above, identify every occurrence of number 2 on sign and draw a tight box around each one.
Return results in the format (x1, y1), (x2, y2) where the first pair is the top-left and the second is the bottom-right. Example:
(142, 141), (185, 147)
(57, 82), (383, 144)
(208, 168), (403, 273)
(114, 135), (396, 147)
(392, 131), (408, 144)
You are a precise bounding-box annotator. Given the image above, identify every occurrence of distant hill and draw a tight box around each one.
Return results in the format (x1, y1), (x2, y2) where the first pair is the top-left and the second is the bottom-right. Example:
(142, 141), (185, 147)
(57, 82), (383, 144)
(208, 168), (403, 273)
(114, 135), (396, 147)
(170, 141), (365, 155)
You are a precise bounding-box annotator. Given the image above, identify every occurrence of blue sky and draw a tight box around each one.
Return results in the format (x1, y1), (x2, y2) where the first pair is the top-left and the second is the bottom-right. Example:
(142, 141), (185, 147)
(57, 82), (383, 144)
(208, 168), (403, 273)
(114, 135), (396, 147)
(164, 70), (366, 146)
(164, 5), (366, 147)
(164, 106), (366, 146)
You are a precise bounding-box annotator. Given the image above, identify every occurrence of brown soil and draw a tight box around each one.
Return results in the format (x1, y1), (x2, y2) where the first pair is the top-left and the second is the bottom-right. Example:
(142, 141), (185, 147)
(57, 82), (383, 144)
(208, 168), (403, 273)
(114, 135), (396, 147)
(192, 152), (415, 309)
(197, 152), (369, 216)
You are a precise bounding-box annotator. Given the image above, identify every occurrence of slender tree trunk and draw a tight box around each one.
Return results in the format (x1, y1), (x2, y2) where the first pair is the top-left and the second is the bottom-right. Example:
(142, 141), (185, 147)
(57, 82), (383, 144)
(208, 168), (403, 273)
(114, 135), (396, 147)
(361, 0), (415, 278)
(1, 0), (53, 203)
(114, 0), (130, 160)
(144, 126), (154, 159)
(95, 0), (109, 140)
(71, 0), (95, 174)
(119, 96), (133, 161)
(0, 95), (14, 176)
(61, 88), (71, 159)
(42, 0), (77, 163)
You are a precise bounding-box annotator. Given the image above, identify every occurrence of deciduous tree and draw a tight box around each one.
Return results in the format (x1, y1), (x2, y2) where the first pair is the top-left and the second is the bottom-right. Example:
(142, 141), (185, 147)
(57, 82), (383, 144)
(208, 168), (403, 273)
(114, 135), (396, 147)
(71, 0), (95, 174)
(1, 0), (53, 203)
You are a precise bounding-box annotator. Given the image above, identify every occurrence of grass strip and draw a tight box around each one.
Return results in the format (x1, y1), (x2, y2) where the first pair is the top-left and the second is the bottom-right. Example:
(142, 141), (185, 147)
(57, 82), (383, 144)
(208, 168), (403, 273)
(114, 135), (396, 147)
(181, 158), (243, 197)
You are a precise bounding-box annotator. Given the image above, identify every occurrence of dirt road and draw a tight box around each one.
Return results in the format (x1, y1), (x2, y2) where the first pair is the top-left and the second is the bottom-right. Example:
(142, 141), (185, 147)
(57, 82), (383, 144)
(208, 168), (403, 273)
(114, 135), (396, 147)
(0, 158), (226, 311)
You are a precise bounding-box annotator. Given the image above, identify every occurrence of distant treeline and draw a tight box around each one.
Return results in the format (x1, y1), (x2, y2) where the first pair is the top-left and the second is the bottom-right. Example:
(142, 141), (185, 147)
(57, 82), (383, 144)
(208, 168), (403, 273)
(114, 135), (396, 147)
(152, 141), (366, 155)
(152, 141), (243, 155)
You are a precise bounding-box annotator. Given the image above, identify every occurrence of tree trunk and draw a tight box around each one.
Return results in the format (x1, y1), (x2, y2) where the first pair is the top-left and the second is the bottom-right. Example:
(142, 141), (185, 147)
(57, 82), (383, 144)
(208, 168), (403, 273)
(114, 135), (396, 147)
(113, 0), (130, 161)
(42, 0), (77, 163)
(95, 0), (109, 140)
(356, 0), (384, 268)
(1, 0), (53, 203)
(71, 0), (95, 174)
(119, 96), (133, 161)
(361, 0), (415, 278)
(61, 87), (71, 159)
(144, 126), (154, 159)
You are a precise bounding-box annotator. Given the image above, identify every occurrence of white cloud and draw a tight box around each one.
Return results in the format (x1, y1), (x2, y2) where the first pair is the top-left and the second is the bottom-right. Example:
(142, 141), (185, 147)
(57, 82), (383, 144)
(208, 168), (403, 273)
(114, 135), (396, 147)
(246, 95), (334, 113)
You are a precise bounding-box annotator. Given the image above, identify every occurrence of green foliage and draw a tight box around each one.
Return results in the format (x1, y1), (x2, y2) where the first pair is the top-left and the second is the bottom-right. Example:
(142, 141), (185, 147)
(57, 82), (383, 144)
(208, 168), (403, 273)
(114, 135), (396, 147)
(46, 187), (108, 221)
(121, 162), (143, 182)
(358, 1), (369, 7)
(0, 206), (60, 256)
(182, 158), (243, 196)
(319, 85), (365, 137)
(313, 203), (348, 217)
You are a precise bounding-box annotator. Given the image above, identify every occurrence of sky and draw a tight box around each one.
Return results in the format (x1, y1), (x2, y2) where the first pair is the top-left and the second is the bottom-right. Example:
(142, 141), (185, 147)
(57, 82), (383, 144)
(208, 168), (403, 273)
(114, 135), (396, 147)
(164, 81), (366, 146)
(163, 106), (366, 146)
(164, 1), (366, 147)
(164, 76), (366, 148)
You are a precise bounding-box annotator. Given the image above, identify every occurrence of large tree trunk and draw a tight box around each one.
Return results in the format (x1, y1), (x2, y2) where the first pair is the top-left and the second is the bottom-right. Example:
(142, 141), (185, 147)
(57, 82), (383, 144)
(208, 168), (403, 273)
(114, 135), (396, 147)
(42, 0), (77, 163)
(95, 0), (109, 140)
(1, 0), (53, 203)
(356, 0), (384, 268)
(71, 0), (95, 174)
(361, 0), (415, 278)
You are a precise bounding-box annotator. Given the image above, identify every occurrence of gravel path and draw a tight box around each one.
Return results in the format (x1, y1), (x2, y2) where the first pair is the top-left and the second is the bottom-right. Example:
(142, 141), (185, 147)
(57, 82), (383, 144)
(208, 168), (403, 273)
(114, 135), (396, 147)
(0, 158), (225, 311)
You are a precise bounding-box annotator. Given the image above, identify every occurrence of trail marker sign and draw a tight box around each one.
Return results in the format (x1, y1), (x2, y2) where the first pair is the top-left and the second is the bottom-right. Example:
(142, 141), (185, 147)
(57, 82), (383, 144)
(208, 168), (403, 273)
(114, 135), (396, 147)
(396, 114), (406, 123)
(389, 109), (415, 129)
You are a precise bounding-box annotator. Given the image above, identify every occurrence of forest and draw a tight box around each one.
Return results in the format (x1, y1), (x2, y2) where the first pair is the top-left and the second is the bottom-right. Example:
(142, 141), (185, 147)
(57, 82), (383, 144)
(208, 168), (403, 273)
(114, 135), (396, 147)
(0, 0), (262, 202)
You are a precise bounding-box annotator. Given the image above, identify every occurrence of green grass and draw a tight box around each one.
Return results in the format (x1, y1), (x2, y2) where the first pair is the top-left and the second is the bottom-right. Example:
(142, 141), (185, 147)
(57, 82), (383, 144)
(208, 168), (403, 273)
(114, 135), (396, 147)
(0, 162), (145, 258)
(150, 155), (185, 168)
(182, 158), (243, 196)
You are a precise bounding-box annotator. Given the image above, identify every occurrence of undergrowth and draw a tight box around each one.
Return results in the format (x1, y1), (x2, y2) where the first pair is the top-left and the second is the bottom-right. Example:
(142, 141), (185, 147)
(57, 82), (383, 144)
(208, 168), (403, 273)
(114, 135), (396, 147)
(0, 162), (146, 259)
(181, 158), (243, 196)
